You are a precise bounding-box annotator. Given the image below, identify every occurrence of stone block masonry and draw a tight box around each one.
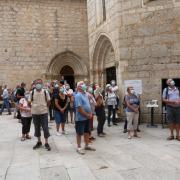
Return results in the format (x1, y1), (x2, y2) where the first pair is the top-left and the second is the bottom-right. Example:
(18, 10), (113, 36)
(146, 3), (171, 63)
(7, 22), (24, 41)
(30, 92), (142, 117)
(0, 0), (89, 88)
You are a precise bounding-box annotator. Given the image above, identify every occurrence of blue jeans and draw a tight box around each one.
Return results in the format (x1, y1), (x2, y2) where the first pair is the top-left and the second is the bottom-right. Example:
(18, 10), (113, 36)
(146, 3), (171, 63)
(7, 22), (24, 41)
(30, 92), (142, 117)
(0, 98), (11, 113)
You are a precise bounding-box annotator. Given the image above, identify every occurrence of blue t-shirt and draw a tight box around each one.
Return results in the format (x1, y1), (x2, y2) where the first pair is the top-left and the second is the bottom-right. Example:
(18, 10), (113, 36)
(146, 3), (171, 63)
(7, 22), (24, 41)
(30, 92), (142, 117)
(75, 92), (91, 121)
(125, 94), (140, 112)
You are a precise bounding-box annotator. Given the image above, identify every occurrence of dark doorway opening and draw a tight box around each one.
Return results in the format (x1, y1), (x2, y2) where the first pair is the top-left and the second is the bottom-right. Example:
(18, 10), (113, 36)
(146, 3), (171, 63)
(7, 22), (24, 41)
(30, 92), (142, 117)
(106, 66), (116, 84)
(60, 65), (75, 90)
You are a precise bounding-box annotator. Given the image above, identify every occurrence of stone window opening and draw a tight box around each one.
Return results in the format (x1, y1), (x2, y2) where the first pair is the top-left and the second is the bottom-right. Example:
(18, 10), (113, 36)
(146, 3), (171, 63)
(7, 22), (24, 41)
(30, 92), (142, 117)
(143, 0), (173, 6)
(95, 0), (106, 26)
(102, 0), (106, 21)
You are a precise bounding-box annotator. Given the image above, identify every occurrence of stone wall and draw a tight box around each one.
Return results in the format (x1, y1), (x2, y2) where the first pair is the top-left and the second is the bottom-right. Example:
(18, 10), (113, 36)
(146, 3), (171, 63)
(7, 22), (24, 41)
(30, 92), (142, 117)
(87, 0), (180, 122)
(0, 0), (89, 88)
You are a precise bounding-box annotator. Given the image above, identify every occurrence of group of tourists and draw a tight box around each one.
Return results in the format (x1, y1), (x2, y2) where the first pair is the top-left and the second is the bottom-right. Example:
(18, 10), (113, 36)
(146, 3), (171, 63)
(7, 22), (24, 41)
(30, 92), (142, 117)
(0, 78), (180, 154)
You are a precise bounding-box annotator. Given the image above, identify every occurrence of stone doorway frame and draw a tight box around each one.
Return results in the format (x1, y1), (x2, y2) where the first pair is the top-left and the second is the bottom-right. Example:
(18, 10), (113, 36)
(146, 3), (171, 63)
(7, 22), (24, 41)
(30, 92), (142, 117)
(45, 51), (89, 82)
(91, 34), (118, 86)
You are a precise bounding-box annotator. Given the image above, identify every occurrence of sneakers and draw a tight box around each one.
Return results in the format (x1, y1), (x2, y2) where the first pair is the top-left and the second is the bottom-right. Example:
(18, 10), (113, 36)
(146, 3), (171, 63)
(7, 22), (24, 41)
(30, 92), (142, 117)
(21, 137), (26, 141)
(62, 131), (68, 135)
(123, 129), (127, 133)
(56, 132), (62, 136)
(45, 143), (51, 151)
(33, 142), (51, 151)
(98, 133), (105, 137)
(33, 142), (42, 150)
(56, 131), (68, 135)
(84, 146), (96, 151)
(77, 148), (85, 155)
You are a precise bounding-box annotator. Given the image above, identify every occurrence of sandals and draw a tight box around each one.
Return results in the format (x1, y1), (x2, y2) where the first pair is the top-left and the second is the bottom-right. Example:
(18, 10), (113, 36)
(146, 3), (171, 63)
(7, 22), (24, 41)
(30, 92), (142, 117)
(167, 136), (174, 140)
(175, 136), (180, 141)
(21, 137), (26, 141)
(134, 134), (141, 138)
(166, 136), (180, 141)
(26, 135), (32, 139)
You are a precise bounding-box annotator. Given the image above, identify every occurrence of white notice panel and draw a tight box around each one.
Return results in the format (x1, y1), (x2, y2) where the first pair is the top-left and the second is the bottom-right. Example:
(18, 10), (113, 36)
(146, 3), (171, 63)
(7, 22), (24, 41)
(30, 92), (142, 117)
(124, 80), (142, 95)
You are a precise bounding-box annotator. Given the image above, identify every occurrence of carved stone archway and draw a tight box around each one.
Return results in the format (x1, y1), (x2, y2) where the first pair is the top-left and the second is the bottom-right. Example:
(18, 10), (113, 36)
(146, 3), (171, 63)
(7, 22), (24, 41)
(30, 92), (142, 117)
(92, 35), (116, 85)
(46, 51), (88, 82)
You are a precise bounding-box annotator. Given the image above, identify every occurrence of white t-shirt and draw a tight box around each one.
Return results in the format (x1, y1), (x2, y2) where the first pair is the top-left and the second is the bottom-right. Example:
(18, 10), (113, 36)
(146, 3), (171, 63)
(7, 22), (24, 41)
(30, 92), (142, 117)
(19, 98), (32, 117)
(29, 89), (50, 115)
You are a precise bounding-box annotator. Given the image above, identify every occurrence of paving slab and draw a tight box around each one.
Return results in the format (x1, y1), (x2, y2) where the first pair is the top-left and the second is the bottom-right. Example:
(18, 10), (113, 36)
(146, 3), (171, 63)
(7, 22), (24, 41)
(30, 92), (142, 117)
(67, 167), (96, 180)
(40, 166), (70, 180)
(1, 114), (180, 180)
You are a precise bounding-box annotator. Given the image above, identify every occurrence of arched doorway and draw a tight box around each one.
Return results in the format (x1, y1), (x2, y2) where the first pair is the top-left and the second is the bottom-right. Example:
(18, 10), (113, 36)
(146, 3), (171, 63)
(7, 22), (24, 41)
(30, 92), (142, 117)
(46, 51), (89, 84)
(92, 35), (117, 86)
(60, 65), (75, 89)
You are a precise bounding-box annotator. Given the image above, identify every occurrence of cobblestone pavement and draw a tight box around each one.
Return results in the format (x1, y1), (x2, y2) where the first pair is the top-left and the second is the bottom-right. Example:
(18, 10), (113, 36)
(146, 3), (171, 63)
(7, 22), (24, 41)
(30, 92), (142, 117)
(1, 114), (180, 180)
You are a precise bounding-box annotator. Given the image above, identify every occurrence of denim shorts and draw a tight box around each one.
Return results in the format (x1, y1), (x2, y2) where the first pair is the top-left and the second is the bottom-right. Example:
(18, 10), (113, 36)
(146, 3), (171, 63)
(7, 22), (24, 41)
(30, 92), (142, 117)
(75, 120), (89, 136)
(166, 106), (180, 124)
(54, 110), (66, 124)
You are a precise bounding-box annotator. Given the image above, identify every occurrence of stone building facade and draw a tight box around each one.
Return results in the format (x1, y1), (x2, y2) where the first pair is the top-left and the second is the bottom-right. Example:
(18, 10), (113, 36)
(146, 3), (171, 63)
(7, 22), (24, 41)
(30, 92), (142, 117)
(87, 0), (180, 121)
(0, 0), (180, 121)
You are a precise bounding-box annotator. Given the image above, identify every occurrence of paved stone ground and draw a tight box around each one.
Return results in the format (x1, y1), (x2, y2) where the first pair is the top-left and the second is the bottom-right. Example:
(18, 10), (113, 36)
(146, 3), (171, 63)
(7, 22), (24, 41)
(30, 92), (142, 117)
(1, 114), (180, 180)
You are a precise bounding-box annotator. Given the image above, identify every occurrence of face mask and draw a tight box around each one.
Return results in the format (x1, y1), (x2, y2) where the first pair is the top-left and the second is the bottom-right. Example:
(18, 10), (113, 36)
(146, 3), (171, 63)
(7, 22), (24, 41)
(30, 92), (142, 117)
(59, 88), (64, 93)
(130, 90), (135, 94)
(25, 94), (30, 100)
(81, 84), (87, 92)
(108, 87), (112, 92)
(111, 81), (116, 86)
(55, 84), (59, 88)
(66, 86), (70, 90)
(36, 84), (43, 90)
(170, 81), (175, 86)
(88, 87), (93, 94)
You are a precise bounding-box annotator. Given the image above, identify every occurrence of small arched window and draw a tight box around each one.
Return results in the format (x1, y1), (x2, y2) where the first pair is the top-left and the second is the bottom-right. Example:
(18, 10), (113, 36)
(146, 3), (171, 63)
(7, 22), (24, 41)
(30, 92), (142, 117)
(102, 0), (106, 21)
(95, 0), (106, 26)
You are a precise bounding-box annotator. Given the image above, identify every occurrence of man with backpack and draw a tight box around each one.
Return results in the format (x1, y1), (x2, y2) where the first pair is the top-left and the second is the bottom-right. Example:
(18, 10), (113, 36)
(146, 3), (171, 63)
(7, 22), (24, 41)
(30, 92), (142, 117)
(163, 79), (180, 141)
(28, 79), (51, 151)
